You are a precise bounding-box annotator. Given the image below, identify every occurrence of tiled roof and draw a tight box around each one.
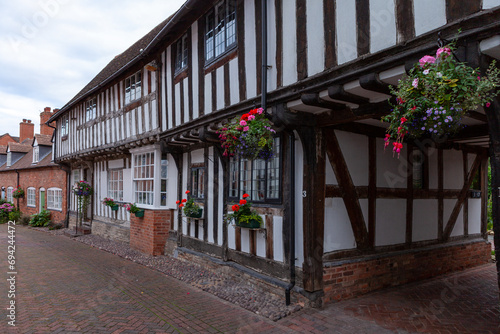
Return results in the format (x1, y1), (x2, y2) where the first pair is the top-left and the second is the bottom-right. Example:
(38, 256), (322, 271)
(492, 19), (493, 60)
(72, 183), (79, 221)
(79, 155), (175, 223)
(35, 134), (53, 146)
(0, 147), (56, 172)
(8, 142), (31, 153)
(0, 145), (6, 154)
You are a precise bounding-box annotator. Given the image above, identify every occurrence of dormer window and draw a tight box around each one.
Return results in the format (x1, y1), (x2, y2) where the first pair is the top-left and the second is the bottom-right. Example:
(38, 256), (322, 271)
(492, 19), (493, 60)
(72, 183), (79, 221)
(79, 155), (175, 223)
(33, 146), (39, 163)
(86, 97), (97, 122)
(125, 71), (142, 104)
(6, 152), (11, 167)
(175, 33), (189, 73)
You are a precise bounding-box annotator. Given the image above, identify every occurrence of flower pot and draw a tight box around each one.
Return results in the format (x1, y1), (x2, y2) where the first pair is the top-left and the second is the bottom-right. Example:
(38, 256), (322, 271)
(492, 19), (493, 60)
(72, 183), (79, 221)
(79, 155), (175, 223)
(186, 208), (203, 219)
(134, 210), (145, 218)
(111, 205), (119, 211)
(235, 218), (261, 229)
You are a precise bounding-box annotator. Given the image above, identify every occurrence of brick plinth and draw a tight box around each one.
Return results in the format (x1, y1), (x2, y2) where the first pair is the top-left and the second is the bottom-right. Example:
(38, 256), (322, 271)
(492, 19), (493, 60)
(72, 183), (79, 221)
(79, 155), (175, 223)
(322, 239), (491, 304)
(130, 209), (173, 255)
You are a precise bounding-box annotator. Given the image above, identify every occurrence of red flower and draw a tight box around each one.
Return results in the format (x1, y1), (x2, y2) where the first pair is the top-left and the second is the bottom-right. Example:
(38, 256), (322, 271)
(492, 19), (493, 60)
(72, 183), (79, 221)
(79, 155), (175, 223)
(240, 113), (250, 121)
(242, 193), (250, 198)
(185, 190), (190, 194)
(179, 204), (184, 208)
(411, 106), (417, 110)
(249, 109), (257, 115)
(181, 199), (187, 203)
(239, 199), (247, 205)
(400, 117), (407, 124)
(232, 204), (240, 212)
(176, 200), (180, 204)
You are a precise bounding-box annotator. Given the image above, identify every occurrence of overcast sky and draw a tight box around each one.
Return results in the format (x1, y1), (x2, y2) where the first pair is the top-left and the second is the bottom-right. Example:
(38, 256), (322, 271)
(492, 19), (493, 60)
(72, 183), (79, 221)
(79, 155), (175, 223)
(0, 0), (186, 138)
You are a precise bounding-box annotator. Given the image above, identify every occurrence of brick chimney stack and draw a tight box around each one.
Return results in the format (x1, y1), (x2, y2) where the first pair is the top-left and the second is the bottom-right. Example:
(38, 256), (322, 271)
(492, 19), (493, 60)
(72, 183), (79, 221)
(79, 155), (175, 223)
(40, 107), (55, 136)
(19, 119), (35, 143)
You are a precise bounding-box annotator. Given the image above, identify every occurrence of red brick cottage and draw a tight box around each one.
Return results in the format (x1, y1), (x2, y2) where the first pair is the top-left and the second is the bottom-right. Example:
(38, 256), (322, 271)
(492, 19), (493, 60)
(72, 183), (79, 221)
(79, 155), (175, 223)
(0, 109), (68, 225)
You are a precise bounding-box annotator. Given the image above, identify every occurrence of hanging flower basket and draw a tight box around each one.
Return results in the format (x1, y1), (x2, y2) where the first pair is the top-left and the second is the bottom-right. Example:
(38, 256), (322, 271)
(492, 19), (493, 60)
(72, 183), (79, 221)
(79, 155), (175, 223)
(217, 108), (276, 160)
(382, 42), (500, 157)
(177, 190), (203, 218)
(12, 186), (24, 199)
(223, 193), (263, 228)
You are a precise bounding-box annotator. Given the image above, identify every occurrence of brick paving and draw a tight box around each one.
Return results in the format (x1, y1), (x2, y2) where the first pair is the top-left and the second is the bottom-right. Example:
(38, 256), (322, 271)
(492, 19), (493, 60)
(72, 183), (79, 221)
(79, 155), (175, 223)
(1, 224), (500, 333)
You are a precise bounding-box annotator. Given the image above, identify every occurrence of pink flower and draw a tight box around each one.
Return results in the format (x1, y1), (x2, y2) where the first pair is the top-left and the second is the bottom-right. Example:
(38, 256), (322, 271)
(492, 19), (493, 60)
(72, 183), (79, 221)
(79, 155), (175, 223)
(240, 120), (247, 126)
(256, 108), (264, 115)
(436, 47), (451, 58)
(419, 55), (436, 68)
(243, 126), (249, 132)
(486, 102), (491, 108)
(248, 115), (255, 121)
(412, 78), (419, 88)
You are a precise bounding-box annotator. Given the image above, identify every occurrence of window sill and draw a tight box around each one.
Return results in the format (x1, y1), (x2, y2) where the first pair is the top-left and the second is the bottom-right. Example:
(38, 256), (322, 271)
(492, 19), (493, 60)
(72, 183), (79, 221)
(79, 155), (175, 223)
(173, 68), (189, 85)
(204, 47), (238, 74)
(27, 205), (36, 208)
(48, 208), (63, 212)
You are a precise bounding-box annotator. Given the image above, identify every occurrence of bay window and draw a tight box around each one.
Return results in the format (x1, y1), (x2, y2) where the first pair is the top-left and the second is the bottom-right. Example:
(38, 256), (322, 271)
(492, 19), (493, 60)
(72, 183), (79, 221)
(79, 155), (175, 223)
(133, 152), (155, 205)
(47, 188), (63, 210)
(108, 169), (124, 201)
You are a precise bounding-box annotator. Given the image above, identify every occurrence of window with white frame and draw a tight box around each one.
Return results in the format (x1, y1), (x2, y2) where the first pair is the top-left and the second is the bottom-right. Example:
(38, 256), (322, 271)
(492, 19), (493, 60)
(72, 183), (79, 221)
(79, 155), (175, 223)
(160, 153), (168, 206)
(191, 166), (205, 199)
(7, 187), (13, 203)
(6, 152), (12, 167)
(27, 187), (36, 207)
(229, 137), (281, 203)
(133, 152), (154, 205)
(108, 169), (123, 201)
(205, 0), (236, 62)
(86, 97), (97, 122)
(33, 146), (39, 163)
(125, 71), (142, 105)
(61, 114), (69, 136)
(175, 33), (189, 73)
(73, 169), (80, 185)
(47, 188), (63, 210)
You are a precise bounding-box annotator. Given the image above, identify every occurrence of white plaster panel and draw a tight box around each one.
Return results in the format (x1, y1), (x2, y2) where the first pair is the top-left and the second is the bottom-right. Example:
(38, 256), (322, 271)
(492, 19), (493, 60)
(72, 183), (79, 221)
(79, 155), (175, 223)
(376, 137), (408, 189)
(216, 66), (225, 111)
(229, 58), (240, 105)
(324, 198), (357, 252)
(306, 0), (325, 76)
(413, 0), (446, 36)
(245, 0), (258, 97)
(294, 132), (304, 266)
(335, 130), (369, 186)
(267, 0), (278, 91)
(168, 155), (179, 229)
(325, 155), (337, 184)
(175, 83), (181, 126)
(144, 103), (151, 132)
(122, 168), (132, 203)
(131, 110), (137, 137)
(151, 99), (158, 130)
(273, 216), (284, 262)
(108, 159), (124, 170)
(166, 47), (173, 130)
(483, 0), (500, 9)
(256, 215), (267, 258)
(428, 147), (439, 189)
(228, 225), (236, 250)
(218, 159), (224, 245)
(443, 150), (463, 190)
(190, 149), (204, 164)
(468, 199), (482, 234)
(183, 78), (190, 124)
(412, 199), (438, 242)
(138, 107), (143, 135)
(370, 0), (396, 53)
(282, 0), (297, 86)
(445, 199), (464, 237)
(336, 0), (357, 64)
(204, 73), (212, 114)
(191, 23), (199, 120)
(241, 228), (250, 253)
(208, 147), (215, 244)
(375, 199), (406, 246)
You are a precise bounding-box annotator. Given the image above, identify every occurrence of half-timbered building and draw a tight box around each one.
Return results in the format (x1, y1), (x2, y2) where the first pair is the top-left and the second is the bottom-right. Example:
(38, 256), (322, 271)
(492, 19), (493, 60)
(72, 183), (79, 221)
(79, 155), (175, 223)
(49, 0), (500, 306)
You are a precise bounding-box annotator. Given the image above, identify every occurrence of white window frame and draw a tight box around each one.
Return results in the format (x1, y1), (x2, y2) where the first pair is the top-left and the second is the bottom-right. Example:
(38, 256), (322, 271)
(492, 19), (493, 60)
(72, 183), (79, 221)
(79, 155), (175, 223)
(125, 71), (142, 105)
(85, 97), (97, 122)
(133, 151), (155, 206)
(130, 145), (163, 208)
(61, 114), (69, 136)
(7, 186), (13, 203)
(108, 169), (124, 202)
(27, 187), (36, 207)
(47, 187), (63, 211)
(33, 146), (39, 163)
(160, 153), (168, 207)
(205, 0), (237, 62)
(175, 33), (189, 73)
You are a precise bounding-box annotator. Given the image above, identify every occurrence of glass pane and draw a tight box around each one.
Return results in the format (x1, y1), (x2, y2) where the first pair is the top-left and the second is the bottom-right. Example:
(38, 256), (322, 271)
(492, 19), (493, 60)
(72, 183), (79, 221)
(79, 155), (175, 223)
(136, 72), (141, 98)
(206, 12), (215, 60)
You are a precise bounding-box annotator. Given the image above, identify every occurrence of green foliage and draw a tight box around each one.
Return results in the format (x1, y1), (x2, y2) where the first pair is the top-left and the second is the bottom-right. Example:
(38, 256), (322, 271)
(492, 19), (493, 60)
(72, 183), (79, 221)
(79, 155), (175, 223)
(19, 214), (31, 226)
(8, 209), (21, 222)
(224, 194), (263, 227)
(29, 210), (51, 227)
(0, 202), (16, 224)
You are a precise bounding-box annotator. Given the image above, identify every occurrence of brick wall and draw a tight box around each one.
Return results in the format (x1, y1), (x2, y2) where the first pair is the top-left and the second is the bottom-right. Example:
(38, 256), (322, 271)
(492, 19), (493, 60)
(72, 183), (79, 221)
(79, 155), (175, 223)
(130, 209), (173, 255)
(0, 167), (68, 225)
(322, 239), (491, 304)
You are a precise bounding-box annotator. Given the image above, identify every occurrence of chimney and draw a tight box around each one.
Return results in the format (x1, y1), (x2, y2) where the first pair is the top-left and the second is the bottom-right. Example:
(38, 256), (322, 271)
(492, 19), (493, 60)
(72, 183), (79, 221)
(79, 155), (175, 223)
(19, 119), (35, 143)
(40, 107), (55, 136)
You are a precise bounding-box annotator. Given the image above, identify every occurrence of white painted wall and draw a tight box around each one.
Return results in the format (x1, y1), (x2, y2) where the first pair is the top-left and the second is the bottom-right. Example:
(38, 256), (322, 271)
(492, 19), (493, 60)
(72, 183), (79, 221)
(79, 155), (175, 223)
(306, 0), (324, 76)
(204, 73), (212, 114)
(273, 216), (284, 262)
(207, 147), (215, 244)
(468, 199), (481, 234)
(483, 0), (500, 9)
(294, 132), (304, 267)
(282, 0), (297, 86)
(412, 199), (438, 242)
(336, 130), (369, 186)
(183, 78), (190, 124)
(445, 199), (464, 237)
(191, 23), (199, 120)
(376, 199), (406, 246)
(413, 0), (446, 36)
(336, 0), (357, 64)
(229, 58), (239, 105)
(175, 83), (181, 127)
(428, 147), (439, 189)
(443, 150), (463, 189)
(166, 46), (173, 130)
(324, 198), (357, 252)
(267, 0), (278, 91)
(245, 0), (258, 98)
(369, 0), (396, 53)
(376, 137), (408, 188)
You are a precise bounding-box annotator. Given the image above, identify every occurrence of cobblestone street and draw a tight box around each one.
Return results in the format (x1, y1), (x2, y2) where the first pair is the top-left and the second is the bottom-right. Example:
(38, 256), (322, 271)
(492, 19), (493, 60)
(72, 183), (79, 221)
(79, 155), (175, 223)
(1, 224), (499, 333)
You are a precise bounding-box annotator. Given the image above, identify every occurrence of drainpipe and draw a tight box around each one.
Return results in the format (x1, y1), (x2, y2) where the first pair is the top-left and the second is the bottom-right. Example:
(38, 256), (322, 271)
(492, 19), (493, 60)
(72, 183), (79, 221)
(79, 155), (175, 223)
(15, 169), (20, 209)
(285, 132), (296, 305)
(261, 0), (268, 111)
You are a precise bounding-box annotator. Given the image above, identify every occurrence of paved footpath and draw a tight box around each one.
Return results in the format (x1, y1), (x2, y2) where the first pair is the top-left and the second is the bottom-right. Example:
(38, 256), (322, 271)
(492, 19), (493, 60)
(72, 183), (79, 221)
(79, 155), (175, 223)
(1, 225), (500, 333)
